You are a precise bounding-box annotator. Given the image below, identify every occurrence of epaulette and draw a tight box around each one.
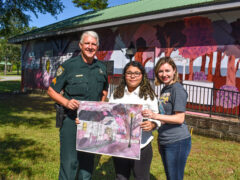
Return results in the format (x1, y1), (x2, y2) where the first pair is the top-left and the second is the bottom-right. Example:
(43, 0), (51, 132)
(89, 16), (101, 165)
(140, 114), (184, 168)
(61, 56), (79, 68)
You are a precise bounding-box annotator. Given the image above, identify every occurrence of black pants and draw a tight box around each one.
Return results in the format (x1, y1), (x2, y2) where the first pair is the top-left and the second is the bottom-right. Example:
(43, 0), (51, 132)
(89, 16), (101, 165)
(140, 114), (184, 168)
(113, 143), (153, 180)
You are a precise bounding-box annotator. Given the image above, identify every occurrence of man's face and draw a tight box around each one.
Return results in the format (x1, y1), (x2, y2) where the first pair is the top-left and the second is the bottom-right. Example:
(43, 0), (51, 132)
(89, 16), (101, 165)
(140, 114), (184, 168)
(79, 35), (98, 63)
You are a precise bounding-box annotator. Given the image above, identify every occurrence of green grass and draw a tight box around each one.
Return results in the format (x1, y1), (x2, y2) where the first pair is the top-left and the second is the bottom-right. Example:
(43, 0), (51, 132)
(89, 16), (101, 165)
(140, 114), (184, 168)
(0, 80), (21, 93)
(0, 93), (239, 180)
(0, 70), (21, 76)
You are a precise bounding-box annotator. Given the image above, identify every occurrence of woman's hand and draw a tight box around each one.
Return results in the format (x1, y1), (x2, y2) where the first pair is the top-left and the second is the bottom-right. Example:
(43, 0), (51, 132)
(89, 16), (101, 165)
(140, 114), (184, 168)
(75, 118), (80, 125)
(142, 109), (155, 119)
(140, 121), (156, 131)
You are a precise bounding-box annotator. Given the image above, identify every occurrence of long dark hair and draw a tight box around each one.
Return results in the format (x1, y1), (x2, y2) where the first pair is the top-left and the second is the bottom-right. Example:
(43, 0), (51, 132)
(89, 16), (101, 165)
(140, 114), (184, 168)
(113, 61), (156, 100)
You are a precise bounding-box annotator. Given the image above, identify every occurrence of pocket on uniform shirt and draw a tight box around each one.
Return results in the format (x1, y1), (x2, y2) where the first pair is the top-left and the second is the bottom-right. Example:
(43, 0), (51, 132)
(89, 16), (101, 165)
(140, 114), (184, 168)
(66, 77), (88, 96)
(96, 75), (106, 92)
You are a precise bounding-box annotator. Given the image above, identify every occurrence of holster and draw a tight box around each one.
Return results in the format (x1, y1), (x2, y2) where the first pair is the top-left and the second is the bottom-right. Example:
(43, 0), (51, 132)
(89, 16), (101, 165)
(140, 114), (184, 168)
(54, 103), (66, 128)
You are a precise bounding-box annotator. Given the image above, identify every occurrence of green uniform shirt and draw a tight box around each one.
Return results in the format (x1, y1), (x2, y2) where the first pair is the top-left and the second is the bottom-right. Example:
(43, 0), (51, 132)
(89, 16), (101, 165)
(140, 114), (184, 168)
(50, 55), (108, 101)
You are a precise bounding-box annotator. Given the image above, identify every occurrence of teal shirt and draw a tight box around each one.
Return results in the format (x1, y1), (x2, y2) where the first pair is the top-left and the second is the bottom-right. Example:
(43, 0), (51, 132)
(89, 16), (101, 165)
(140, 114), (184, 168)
(50, 55), (108, 101)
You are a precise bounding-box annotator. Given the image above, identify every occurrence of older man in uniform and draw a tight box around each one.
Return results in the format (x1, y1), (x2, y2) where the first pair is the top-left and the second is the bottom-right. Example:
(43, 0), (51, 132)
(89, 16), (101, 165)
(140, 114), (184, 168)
(47, 31), (108, 180)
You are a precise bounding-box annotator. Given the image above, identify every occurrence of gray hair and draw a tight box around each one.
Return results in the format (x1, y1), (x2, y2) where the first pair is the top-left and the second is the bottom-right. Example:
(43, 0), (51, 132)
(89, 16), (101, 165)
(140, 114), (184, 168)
(80, 31), (99, 46)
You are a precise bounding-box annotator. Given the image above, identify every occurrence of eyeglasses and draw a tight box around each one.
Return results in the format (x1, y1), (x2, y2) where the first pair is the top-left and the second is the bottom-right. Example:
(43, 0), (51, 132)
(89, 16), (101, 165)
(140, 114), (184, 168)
(125, 71), (142, 77)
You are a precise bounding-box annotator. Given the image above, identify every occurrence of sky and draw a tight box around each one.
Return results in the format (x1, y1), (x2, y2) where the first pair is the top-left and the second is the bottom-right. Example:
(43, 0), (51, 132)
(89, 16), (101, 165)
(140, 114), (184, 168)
(29, 0), (137, 28)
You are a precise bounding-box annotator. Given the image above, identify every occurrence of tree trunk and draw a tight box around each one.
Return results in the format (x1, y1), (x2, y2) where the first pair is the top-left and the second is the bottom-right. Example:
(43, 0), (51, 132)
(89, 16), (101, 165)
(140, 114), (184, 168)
(4, 58), (7, 75)
(226, 55), (236, 86)
(189, 58), (194, 80)
(215, 51), (222, 77)
(201, 54), (206, 72)
(207, 52), (213, 81)
(17, 65), (20, 75)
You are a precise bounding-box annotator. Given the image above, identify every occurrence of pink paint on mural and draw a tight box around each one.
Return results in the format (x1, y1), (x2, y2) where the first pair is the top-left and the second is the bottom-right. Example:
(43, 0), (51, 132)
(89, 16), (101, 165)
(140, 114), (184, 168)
(216, 85), (240, 108)
(96, 51), (113, 61)
(133, 24), (161, 56)
(216, 45), (240, 108)
(118, 24), (140, 48)
(178, 16), (217, 80)
(154, 20), (186, 57)
(134, 48), (155, 79)
(214, 19), (240, 108)
(96, 29), (118, 61)
(224, 45), (240, 86)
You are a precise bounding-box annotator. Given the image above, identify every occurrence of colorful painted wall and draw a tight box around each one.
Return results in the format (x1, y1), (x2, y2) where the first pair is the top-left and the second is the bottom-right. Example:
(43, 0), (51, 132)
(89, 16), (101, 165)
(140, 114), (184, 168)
(21, 12), (240, 97)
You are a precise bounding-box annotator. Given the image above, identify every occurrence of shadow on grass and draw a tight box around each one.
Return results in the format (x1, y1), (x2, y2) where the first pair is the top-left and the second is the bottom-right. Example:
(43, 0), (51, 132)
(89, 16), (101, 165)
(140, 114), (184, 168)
(92, 155), (158, 180)
(0, 133), (45, 179)
(0, 81), (21, 93)
(0, 93), (55, 128)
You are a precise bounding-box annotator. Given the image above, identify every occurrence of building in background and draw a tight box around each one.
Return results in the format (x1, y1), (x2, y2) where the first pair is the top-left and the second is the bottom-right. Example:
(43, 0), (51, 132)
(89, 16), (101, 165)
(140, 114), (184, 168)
(9, 0), (240, 114)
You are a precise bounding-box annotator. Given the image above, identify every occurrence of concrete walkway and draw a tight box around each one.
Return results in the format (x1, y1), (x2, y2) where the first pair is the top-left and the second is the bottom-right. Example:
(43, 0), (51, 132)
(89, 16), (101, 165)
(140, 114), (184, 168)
(0, 76), (21, 81)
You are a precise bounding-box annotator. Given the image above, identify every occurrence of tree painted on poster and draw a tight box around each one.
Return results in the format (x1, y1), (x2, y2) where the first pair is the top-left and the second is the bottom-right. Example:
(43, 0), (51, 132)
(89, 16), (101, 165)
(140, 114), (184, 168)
(178, 16), (217, 80)
(154, 20), (186, 57)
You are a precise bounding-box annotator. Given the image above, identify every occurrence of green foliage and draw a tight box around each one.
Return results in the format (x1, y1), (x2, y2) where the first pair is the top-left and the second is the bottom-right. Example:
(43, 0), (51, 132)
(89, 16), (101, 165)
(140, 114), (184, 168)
(0, 38), (21, 75)
(0, 0), (64, 35)
(72, 0), (108, 10)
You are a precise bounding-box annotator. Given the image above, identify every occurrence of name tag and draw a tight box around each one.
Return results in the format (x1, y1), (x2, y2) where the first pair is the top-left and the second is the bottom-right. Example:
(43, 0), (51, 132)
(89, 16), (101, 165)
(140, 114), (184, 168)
(76, 74), (83, 77)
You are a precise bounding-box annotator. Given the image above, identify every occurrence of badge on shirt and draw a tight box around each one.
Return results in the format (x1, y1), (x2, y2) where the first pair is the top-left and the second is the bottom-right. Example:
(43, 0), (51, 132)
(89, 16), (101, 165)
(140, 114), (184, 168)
(52, 78), (57, 85)
(56, 66), (64, 76)
(99, 68), (104, 74)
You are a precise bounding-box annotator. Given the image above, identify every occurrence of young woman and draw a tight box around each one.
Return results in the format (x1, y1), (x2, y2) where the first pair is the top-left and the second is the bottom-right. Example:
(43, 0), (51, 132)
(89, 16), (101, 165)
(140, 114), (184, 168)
(75, 61), (160, 180)
(110, 61), (160, 180)
(142, 57), (191, 180)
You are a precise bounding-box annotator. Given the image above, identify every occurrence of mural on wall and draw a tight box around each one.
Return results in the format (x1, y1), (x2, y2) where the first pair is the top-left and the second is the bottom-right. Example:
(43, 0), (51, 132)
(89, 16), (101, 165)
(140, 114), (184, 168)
(21, 14), (240, 109)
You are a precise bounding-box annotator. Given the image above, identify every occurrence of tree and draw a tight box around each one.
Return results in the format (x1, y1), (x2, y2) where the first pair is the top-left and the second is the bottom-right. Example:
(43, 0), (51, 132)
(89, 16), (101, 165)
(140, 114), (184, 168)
(178, 16), (217, 80)
(155, 20), (186, 57)
(0, 23), (36, 75)
(0, 0), (64, 35)
(72, 0), (108, 10)
(0, 39), (20, 75)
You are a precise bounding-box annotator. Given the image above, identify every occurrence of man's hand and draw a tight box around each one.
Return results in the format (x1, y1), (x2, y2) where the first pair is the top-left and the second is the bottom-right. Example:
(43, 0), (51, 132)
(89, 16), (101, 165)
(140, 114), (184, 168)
(66, 99), (80, 110)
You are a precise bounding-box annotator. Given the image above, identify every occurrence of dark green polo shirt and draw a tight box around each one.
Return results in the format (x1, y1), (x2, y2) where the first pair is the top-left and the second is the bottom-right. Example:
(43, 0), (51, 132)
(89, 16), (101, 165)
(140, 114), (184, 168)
(50, 55), (108, 101)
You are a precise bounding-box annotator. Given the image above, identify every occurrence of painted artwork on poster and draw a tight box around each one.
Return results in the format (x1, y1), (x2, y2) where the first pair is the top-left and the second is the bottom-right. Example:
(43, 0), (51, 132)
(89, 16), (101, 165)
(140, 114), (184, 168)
(76, 101), (143, 160)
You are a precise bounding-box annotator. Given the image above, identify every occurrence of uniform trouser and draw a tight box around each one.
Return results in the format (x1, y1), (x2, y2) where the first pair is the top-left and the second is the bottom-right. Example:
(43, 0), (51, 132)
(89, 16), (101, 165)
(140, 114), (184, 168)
(113, 143), (153, 180)
(59, 117), (95, 180)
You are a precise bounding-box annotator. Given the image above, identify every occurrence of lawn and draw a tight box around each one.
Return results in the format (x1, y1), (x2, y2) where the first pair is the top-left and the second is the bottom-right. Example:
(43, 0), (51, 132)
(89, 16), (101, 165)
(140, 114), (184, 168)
(0, 92), (239, 180)
(0, 80), (21, 93)
(0, 70), (21, 76)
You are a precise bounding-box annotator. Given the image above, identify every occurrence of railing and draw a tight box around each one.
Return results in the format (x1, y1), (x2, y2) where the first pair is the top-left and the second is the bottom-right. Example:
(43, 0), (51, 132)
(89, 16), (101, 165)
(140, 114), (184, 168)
(109, 76), (240, 119)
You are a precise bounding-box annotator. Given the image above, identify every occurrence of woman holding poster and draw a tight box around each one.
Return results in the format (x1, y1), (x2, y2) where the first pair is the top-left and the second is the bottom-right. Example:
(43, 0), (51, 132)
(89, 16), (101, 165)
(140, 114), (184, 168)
(142, 57), (191, 180)
(109, 61), (161, 180)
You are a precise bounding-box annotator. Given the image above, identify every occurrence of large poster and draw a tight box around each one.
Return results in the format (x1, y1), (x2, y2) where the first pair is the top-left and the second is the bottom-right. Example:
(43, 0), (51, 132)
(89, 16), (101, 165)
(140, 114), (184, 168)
(76, 101), (143, 160)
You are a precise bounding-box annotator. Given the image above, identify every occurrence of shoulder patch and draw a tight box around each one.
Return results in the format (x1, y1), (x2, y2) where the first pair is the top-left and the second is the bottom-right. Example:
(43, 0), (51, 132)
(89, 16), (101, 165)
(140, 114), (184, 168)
(99, 68), (104, 74)
(52, 78), (57, 85)
(56, 66), (64, 76)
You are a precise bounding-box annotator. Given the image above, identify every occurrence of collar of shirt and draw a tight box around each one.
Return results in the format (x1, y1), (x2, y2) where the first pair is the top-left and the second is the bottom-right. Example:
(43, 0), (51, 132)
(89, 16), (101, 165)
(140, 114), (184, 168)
(124, 86), (140, 96)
